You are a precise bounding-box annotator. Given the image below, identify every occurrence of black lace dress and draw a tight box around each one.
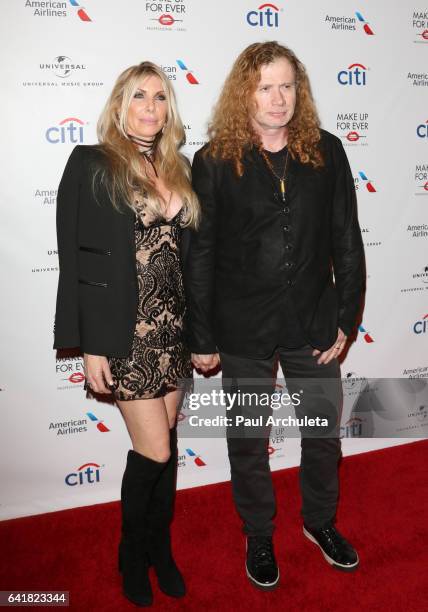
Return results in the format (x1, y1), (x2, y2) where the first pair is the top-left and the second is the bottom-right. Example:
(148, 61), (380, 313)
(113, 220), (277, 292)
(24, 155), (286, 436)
(108, 209), (192, 400)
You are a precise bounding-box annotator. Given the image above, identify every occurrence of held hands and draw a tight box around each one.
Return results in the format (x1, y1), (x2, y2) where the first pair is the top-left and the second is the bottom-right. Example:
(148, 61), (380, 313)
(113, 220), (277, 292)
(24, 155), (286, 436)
(191, 353), (220, 373)
(312, 328), (347, 365)
(83, 353), (115, 394)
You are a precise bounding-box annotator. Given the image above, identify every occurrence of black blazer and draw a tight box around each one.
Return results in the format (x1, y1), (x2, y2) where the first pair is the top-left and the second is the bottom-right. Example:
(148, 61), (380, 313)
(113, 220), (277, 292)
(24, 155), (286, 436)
(184, 129), (365, 358)
(53, 145), (190, 357)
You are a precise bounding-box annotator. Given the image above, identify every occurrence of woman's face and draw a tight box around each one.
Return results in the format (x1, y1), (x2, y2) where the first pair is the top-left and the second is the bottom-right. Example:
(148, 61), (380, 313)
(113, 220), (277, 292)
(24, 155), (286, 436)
(126, 74), (168, 139)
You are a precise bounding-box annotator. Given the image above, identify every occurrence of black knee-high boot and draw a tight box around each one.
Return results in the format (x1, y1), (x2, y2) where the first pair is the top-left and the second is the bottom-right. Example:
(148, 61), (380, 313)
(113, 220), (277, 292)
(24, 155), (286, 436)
(119, 449), (168, 607)
(146, 425), (186, 598)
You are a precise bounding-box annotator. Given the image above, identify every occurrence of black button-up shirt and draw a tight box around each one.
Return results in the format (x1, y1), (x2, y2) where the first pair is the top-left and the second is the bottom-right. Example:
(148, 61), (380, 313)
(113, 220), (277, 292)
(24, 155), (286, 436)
(262, 146), (306, 349)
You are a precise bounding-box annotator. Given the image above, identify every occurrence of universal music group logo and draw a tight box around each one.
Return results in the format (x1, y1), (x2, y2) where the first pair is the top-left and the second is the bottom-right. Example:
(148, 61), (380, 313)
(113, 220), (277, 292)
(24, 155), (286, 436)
(23, 55), (102, 89)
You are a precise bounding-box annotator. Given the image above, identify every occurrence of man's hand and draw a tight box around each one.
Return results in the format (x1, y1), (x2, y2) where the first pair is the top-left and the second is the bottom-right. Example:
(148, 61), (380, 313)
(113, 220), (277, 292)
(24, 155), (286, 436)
(84, 353), (114, 394)
(312, 329), (347, 365)
(191, 353), (220, 373)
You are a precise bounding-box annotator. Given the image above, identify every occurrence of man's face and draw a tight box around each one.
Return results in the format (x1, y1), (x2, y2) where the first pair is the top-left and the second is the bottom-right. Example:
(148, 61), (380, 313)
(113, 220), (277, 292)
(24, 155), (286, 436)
(250, 57), (297, 133)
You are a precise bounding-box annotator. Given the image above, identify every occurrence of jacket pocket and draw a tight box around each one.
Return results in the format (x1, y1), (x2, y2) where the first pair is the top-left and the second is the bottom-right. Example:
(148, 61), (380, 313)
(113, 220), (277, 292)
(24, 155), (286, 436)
(78, 278), (108, 288)
(79, 246), (112, 256)
(78, 247), (111, 288)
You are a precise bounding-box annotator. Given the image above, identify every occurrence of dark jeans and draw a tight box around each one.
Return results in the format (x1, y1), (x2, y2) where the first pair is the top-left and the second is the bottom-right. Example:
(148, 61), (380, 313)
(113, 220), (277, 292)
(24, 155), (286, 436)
(220, 345), (342, 536)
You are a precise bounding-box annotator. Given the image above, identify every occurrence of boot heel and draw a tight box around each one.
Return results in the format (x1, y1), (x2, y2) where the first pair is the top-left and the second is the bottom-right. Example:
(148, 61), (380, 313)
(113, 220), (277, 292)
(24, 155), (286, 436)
(149, 530), (186, 597)
(121, 540), (153, 606)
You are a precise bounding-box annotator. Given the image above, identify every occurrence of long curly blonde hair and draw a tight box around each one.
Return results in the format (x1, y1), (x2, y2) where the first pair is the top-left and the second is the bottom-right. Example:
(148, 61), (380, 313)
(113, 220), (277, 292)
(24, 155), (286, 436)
(97, 61), (199, 228)
(207, 42), (323, 176)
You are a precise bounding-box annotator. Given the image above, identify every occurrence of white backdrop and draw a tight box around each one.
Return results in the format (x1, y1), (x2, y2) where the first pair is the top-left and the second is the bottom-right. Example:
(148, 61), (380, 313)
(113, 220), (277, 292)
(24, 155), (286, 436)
(1, 1), (427, 520)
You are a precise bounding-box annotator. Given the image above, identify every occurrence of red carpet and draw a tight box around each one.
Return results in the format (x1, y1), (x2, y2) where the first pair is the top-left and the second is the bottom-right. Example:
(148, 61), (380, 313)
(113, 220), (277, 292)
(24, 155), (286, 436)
(1, 440), (427, 611)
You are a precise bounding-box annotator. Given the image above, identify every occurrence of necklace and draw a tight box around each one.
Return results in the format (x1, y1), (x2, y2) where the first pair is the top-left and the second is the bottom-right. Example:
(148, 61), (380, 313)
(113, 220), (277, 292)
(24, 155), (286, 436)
(260, 147), (290, 202)
(128, 133), (156, 156)
(128, 133), (159, 177)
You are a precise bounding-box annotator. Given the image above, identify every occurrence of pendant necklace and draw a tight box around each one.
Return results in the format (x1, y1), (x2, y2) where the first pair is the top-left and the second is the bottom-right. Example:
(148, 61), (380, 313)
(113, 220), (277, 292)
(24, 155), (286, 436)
(261, 148), (290, 202)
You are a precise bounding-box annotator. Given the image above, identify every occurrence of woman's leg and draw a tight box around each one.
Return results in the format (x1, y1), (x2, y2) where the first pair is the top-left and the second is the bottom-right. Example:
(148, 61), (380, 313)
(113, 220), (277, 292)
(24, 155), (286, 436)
(116, 397), (172, 606)
(118, 397), (171, 461)
(163, 388), (184, 426)
(145, 389), (186, 598)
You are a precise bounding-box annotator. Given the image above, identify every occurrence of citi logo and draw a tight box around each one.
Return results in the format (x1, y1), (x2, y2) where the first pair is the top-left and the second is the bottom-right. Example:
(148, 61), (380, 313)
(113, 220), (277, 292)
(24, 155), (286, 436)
(86, 412), (110, 432)
(337, 63), (367, 86)
(65, 462), (103, 486)
(355, 11), (374, 35)
(413, 314), (428, 334)
(185, 448), (206, 466)
(358, 171), (376, 192)
(46, 117), (86, 144)
(247, 3), (280, 27)
(416, 120), (428, 138)
(68, 0), (91, 21)
(176, 60), (199, 85)
(340, 417), (364, 438)
(358, 324), (374, 343)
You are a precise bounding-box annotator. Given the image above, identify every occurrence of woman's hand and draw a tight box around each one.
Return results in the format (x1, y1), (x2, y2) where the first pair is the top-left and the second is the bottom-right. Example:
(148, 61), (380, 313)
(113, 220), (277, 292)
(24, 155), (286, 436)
(191, 353), (220, 373)
(83, 353), (114, 394)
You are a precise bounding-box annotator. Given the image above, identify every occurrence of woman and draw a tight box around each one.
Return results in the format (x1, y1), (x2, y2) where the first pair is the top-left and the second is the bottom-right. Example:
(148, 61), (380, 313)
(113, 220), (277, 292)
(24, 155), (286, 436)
(54, 61), (200, 606)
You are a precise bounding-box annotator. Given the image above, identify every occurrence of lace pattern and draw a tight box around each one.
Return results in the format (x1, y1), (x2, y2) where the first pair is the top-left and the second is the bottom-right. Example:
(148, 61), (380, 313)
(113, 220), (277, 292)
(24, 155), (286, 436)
(109, 210), (192, 400)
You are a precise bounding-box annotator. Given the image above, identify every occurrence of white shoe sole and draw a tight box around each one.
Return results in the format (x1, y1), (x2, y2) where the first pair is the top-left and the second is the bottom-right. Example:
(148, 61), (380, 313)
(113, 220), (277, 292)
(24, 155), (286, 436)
(303, 527), (359, 571)
(245, 562), (280, 590)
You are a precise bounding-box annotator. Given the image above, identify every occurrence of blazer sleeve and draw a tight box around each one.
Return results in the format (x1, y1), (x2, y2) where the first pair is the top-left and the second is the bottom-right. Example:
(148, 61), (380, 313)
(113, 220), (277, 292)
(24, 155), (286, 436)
(184, 150), (219, 354)
(53, 146), (83, 349)
(330, 137), (365, 337)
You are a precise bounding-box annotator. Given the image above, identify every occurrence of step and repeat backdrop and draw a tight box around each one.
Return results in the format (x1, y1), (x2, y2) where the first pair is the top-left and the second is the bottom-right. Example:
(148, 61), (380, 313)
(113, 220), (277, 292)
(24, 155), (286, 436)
(1, 1), (427, 519)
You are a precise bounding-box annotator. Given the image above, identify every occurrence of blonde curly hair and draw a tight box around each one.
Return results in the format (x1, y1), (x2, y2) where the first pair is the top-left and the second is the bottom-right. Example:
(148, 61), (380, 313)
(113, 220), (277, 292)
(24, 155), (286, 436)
(207, 41), (323, 175)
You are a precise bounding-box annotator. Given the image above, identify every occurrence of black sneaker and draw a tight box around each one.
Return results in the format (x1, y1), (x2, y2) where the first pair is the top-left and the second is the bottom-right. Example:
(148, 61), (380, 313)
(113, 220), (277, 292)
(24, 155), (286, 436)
(246, 536), (280, 590)
(303, 524), (359, 572)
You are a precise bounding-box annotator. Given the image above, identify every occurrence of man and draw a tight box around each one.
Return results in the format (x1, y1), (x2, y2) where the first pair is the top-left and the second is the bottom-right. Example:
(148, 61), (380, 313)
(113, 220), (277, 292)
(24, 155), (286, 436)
(185, 41), (365, 590)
